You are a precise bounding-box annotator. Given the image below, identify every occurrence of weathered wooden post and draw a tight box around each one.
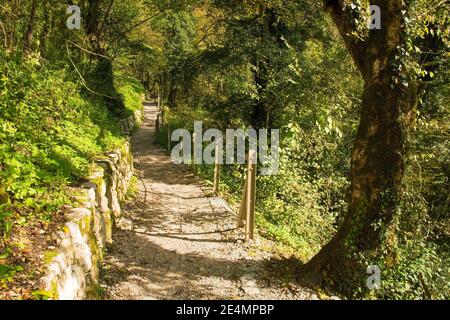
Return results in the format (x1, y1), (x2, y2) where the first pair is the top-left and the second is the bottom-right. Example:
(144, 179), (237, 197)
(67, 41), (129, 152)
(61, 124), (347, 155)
(237, 178), (248, 228)
(156, 113), (160, 135)
(192, 133), (198, 176)
(237, 150), (257, 240)
(213, 163), (221, 195)
(213, 142), (221, 196)
(213, 163), (220, 196)
(157, 90), (161, 111)
(167, 126), (171, 155)
(245, 149), (257, 240)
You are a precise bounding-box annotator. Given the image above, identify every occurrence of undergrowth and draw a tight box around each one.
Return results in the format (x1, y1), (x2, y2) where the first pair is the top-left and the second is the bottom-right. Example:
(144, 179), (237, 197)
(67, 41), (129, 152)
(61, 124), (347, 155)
(0, 49), (144, 295)
(156, 103), (450, 300)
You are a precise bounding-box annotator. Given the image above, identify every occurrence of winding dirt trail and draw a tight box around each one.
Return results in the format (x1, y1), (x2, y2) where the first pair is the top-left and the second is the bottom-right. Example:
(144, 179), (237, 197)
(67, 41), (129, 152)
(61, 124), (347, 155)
(101, 102), (318, 300)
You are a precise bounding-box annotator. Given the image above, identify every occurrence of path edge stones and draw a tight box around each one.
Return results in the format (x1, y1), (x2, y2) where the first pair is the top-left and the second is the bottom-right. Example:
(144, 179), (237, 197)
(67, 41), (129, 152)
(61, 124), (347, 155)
(37, 107), (142, 300)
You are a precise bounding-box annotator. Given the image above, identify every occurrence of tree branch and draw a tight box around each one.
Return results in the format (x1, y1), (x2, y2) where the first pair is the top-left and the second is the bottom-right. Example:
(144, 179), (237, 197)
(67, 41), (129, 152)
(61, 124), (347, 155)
(324, 0), (367, 75)
(98, 0), (115, 41)
(66, 40), (110, 60)
(66, 44), (116, 100)
(0, 21), (7, 48)
(106, 7), (169, 49)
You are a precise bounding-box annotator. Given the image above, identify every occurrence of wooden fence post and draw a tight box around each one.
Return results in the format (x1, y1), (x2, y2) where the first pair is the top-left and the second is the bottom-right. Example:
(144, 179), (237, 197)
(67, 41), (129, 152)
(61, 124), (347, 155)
(213, 142), (221, 195)
(156, 113), (160, 135)
(245, 149), (257, 240)
(237, 178), (248, 228)
(157, 91), (161, 111)
(192, 133), (198, 176)
(237, 149), (257, 240)
(167, 126), (171, 155)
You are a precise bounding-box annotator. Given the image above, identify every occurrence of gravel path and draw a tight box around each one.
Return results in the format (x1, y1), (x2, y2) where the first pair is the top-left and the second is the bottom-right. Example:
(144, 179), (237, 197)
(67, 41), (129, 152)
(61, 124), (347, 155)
(101, 102), (319, 300)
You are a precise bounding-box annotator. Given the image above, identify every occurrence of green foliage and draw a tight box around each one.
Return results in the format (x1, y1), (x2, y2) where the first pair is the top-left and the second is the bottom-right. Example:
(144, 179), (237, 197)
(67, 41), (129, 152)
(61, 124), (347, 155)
(31, 290), (54, 300)
(114, 71), (146, 117)
(151, 0), (449, 300)
(0, 51), (125, 233)
(0, 264), (23, 289)
(1, 0), (448, 300)
(379, 237), (450, 300)
(0, 47), (143, 275)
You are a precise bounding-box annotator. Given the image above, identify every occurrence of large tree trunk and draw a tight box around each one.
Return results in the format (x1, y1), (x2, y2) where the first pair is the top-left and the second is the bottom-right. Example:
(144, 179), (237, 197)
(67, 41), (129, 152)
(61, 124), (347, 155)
(250, 7), (277, 129)
(39, 0), (51, 57)
(302, 76), (418, 289)
(301, 0), (420, 294)
(86, 0), (102, 53)
(6, 0), (19, 50)
(167, 81), (178, 109)
(23, 0), (38, 52)
(251, 59), (270, 129)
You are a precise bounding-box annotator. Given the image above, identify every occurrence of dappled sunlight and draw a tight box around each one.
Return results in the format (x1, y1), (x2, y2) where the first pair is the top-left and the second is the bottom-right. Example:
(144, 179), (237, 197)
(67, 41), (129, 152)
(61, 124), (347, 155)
(101, 104), (319, 300)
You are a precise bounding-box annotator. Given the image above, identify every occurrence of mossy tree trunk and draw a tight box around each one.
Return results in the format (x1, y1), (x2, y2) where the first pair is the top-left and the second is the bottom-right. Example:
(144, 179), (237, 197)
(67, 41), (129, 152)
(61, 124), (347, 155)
(86, 0), (102, 51)
(23, 0), (38, 52)
(252, 58), (270, 129)
(302, 0), (420, 294)
(250, 7), (280, 130)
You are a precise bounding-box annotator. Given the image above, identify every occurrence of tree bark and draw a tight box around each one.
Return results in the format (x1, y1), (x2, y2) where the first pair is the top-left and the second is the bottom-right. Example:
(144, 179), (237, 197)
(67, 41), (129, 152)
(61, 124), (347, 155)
(168, 81), (178, 109)
(251, 58), (270, 129)
(23, 0), (38, 52)
(301, 0), (420, 294)
(7, 0), (18, 50)
(86, 0), (102, 53)
(39, 0), (51, 57)
(97, 0), (114, 43)
(250, 7), (278, 129)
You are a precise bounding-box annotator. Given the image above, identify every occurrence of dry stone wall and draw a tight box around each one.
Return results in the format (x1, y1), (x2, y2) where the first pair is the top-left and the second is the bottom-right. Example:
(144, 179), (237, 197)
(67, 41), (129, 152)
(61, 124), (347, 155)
(38, 130), (136, 300)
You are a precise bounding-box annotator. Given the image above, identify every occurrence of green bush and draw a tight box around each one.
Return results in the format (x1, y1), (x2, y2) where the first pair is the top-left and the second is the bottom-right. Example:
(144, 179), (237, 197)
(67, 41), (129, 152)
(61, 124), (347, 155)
(114, 71), (145, 118)
(0, 50), (140, 239)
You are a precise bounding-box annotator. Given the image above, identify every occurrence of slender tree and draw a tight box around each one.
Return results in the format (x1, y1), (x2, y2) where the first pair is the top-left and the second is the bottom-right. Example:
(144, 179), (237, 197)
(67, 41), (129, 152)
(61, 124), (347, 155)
(23, 0), (38, 52)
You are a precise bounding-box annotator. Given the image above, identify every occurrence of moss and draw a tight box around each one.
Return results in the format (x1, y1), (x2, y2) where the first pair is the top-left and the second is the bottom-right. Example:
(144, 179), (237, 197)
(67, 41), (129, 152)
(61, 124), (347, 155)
(124, 175), (139, 200)
(62, 225), (70, 234)
(119, 142), (129, 156)
(0, 188), (10, 205)
(87, 226), (102, 263)
(33, 278), (59, 300)
(90, 177), (105, 192)
(85, 282), (105, 300)
(31, 290), (54, 300)
(85, 210), (93, 231)
(43, 250), (59, 265)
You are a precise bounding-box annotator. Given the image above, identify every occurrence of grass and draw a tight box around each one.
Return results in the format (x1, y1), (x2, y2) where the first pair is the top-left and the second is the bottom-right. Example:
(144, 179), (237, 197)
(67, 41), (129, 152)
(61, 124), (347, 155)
(114, 71), (145, 117)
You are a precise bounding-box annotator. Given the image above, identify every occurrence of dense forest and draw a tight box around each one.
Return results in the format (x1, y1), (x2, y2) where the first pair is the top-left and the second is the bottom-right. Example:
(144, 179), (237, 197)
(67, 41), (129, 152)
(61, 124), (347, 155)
(0, 0), (449, 300)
